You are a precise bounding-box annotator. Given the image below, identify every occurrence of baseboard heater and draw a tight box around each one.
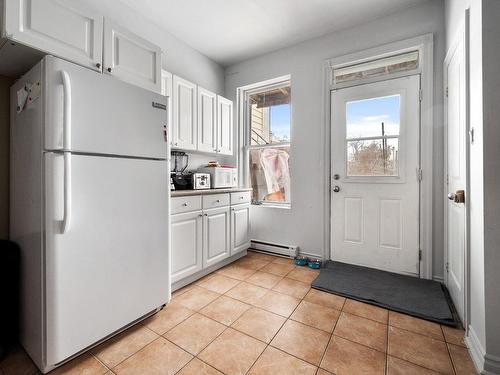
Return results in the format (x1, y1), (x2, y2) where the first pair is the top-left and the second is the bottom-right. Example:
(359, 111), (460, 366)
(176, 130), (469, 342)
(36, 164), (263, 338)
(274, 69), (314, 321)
(250, 240), (299, 258)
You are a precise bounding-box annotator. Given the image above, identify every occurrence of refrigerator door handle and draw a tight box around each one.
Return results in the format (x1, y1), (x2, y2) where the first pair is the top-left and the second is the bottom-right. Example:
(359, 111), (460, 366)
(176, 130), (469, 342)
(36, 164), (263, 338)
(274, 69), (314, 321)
(62, 151), (72, 233)
(61, 70), (72, 150)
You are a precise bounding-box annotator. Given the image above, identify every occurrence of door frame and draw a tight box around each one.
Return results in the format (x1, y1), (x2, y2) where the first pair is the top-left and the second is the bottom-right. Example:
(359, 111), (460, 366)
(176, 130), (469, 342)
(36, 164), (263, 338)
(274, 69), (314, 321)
(322, 34), (434, 279)
(443, 12), (470, 329)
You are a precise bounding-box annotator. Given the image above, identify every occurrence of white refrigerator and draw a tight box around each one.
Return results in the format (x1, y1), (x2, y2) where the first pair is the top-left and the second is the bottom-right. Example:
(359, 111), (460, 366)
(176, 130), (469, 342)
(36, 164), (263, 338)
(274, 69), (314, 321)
(10, 56), (170, 373)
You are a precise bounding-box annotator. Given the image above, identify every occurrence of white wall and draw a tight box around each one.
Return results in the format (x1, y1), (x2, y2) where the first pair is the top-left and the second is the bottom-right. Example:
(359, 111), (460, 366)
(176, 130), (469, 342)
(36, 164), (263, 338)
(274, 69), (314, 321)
(225, 0), (446, 278)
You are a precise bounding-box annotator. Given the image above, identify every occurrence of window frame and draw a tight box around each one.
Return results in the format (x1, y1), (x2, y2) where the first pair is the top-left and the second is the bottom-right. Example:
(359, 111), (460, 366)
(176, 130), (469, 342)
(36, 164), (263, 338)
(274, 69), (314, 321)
(238, 75), (292, 208)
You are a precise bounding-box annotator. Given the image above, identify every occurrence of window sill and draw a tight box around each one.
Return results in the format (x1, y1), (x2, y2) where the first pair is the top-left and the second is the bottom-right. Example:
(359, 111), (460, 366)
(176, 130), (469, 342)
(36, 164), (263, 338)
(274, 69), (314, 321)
(251, 202), (291, 210)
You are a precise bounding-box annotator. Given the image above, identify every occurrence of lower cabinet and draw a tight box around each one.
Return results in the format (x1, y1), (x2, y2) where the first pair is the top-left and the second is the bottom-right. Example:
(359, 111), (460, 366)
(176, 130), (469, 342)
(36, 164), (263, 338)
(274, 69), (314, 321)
(203, 207), (231, 267)
(171, 194), (251, 284)
(231, 204), (251, 255)
(171, 210), (203, 283)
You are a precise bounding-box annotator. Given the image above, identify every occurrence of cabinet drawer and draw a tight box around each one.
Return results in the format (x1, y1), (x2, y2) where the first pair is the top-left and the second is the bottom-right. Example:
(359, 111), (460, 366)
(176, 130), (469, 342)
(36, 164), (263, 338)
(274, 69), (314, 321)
(171, 196), (202, 214)
(203, 193), (230, 209)
(231, 191), (251, 205)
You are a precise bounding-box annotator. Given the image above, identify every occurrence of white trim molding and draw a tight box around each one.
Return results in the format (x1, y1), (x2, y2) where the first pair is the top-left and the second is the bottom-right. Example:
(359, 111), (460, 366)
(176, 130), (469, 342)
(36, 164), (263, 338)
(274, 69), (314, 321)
(322, 34), (434, 279)
(465, 326), (487, 374)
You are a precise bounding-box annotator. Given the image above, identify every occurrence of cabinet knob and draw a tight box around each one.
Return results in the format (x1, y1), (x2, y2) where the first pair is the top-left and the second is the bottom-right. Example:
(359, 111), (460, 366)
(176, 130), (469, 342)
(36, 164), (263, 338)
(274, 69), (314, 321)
(107, 67), (112, 73)
(198, 214), (203, 217)
(96, 62), (101, 69)
(182, 203), (188, 206)
(216, 199), (220, 203)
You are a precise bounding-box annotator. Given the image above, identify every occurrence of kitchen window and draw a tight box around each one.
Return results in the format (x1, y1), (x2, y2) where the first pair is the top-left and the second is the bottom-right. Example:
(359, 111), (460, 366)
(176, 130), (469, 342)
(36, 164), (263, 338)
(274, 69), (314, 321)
(242, 77), (291, 207)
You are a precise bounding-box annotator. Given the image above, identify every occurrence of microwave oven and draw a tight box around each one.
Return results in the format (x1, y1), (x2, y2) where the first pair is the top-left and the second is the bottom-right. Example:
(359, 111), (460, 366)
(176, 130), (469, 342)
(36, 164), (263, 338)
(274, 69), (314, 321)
(198, 167), (237, 188)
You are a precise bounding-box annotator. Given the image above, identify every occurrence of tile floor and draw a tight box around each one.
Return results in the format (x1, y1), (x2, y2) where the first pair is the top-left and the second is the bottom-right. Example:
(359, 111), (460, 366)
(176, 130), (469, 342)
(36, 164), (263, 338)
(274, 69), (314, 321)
(0, 251), (477, 375)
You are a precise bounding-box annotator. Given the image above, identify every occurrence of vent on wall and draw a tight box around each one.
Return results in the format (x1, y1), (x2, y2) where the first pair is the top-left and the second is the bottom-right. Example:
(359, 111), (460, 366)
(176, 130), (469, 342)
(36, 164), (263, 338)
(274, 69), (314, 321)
(250, 240), (298, 258)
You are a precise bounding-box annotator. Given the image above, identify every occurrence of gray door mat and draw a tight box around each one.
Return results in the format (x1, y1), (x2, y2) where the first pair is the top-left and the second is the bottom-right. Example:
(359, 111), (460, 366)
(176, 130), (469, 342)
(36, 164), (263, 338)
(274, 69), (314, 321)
(311, 261), (457, 327)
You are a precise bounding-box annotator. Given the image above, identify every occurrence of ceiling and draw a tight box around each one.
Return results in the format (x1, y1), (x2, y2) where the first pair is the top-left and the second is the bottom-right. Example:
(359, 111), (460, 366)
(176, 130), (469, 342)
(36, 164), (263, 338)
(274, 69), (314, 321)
(119, 0), (428, 67)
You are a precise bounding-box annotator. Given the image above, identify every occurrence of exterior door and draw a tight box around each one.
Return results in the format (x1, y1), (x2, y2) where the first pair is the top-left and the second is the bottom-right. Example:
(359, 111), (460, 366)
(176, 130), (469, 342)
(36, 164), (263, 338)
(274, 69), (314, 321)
(4, 0), (103, 71)
(445, 32), (467, 322)
(197, 87), (217, 153)
(44, 153), (169, 365)
(203, 207), (231, 267)
(217, 95), (233, 155)
(331, 75), (420, 276)
(171, 211), (203, 283)
(103, 19), (162, 93)
(231, 204), (251, 255)
(172, 76), (197, 150)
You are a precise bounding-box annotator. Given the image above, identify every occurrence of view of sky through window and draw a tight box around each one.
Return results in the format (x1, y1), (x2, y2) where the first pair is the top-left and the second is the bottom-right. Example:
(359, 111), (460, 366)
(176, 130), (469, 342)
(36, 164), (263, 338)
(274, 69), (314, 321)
(270, 104), (291, 142)
(346, 95), (400, 139)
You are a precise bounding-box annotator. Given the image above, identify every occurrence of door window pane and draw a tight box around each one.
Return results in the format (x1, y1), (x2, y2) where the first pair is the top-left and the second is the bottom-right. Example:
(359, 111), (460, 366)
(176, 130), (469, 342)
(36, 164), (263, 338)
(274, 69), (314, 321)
(347, 138), (399, 176)
(345, 95), (401, 177)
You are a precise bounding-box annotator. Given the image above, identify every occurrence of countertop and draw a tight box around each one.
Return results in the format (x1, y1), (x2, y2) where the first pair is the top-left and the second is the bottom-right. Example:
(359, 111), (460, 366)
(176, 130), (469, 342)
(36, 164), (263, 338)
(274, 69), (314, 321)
(171, 187), (252, 197)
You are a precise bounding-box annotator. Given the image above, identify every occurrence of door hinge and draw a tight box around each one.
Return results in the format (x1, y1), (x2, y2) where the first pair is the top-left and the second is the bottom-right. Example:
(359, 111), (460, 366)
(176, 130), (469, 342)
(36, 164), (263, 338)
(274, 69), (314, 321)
(416, 168), (423, 182)
(419, 250), (422, 261)
(419, 89), (423, 101)
(445, 262), (449, 272)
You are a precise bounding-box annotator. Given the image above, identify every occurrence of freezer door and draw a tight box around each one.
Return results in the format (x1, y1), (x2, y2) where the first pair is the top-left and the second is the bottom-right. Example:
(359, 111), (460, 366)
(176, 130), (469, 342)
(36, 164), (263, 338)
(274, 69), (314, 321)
(44, 153), (170, 366)
(43, 56), (167, 158)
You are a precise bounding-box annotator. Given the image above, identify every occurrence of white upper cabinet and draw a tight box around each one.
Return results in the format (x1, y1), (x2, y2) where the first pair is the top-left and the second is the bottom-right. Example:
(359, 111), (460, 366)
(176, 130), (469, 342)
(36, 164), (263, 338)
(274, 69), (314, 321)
(103, 19), (161, 93)
(197, 87), (217, 153)
(3, 0), (103, 71)
(217, 95), (233, 155)
(161, 70), (173, 146)
(172, 75), (197, 150)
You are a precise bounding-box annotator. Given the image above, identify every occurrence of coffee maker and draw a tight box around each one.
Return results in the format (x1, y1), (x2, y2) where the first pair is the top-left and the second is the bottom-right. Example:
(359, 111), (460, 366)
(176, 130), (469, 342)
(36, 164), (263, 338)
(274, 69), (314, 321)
(170, 151), (192, 190)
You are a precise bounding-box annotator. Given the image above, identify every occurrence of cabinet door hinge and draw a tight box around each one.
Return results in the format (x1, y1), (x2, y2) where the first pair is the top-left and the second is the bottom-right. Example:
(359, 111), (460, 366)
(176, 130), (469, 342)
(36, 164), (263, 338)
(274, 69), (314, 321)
(445, 87), (449, 97)
(445, 262), (449, 272)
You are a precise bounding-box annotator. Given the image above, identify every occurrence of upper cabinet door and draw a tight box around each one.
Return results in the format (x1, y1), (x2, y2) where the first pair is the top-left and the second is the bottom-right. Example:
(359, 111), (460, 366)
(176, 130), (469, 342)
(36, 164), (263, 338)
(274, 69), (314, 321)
(4, 0), (103, 71)
(161, 70), (173, 146)
(172, 75), (197, 150)
(197, 87), (217, 153)
(103, 19), (161, 93)
(217, 96), (233, 155)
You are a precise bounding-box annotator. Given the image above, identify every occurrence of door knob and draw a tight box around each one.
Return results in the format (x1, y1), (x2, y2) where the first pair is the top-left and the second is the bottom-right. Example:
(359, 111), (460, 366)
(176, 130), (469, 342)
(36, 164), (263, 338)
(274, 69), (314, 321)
(448, 190), (465, 203)
(333, 185), (340, 193)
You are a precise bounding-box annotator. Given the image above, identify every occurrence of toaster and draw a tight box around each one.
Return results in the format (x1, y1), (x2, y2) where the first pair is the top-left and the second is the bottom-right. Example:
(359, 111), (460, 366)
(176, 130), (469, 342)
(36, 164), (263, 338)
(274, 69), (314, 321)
(192, 173), (211, 190)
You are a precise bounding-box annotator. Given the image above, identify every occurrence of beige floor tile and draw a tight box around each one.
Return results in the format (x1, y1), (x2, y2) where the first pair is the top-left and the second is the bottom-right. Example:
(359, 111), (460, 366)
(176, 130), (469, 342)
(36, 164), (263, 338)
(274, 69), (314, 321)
(113, 337), (192, 375)
(304, 289), (345, 310)
(196, 274), (241, 294)
(172, 283), (197, 299)
(200, 295), (251, 325)
(448, 343), (478, 375)
(286, 267), (320, 284)
(225, 281), (268, 304)
(231, 307), (286, 343)
(271, 320), (330, 365)
(334, 312), (387, 352)
(320, 335), (386, 375)
(216, 265), (256, 280)
(0, 346), (39, 375)
(176, 358), (223, 375)
(143, 302), (194, 334)
(291, 300), (340, 332)
(174, 286), (220, 311)
(198, 328), (266, 375)
(343, 299), (388, 324)
(442, 325), (467, 347)
(51, 353), (108, 375)
(316, 369), (332, 375)
(272, 277), (310, 299)
(248, 346), (317, 375)
(246, 271), (283, 289)
(259, 262), (295, 276)
(254, 290), (301, 317)
(246, 251), (277, 262)
(388, 326), (454, 374)
(389, 311), (444, 340)
(92, 324), (158, 368)
(164, 313), (226, 355)
(272, 257), (295, 265)
(387, 356), (441, 374)
(234, 257), (270, 270)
